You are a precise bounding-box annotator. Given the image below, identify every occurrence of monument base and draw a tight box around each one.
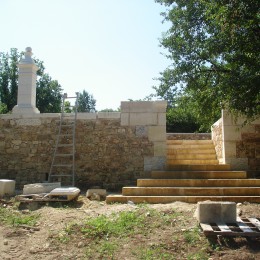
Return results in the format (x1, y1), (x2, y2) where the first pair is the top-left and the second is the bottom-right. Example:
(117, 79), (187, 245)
(12, 105), (40, 114)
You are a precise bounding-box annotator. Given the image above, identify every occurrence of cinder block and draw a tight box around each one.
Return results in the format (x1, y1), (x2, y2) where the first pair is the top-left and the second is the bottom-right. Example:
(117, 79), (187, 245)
(121, 113), (129, 126)
(23, 182), (61, 194)
(197, 201), (237, 223)
(153, 141), (166, 156)
(0, 179), (16, 197)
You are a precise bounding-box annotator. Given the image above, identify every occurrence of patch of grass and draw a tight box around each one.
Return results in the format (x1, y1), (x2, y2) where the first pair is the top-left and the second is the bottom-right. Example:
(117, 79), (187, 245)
(183, 226), (201, 244)
(136, 244), (176, 260)
(81, 210), (145, 239)
(187, 250), (209, 260)
(0, 207), (39, 227)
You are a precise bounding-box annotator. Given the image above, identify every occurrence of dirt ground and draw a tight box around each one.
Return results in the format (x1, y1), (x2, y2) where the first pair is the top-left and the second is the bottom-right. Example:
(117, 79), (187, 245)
(0, 197), (259, 260)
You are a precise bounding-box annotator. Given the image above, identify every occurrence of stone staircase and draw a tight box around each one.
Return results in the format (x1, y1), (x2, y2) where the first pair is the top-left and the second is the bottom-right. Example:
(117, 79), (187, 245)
(106, 139), (260, 203)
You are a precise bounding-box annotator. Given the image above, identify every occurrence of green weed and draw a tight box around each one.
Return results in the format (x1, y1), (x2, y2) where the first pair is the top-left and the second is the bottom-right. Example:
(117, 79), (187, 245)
(0, 207), (39, 227)
(183, 226), (201, 244)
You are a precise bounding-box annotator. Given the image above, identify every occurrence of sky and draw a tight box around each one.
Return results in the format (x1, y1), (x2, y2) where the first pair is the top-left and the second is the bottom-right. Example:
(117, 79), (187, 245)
(0, 0), (170, 111)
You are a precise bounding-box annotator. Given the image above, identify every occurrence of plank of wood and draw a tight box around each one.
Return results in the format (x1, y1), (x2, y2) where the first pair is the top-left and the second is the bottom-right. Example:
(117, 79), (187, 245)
(216, 222), (232, 233)
(200, 223), (214, 234)
(236, 217), (254, 233)
(248, 218), (260, 231)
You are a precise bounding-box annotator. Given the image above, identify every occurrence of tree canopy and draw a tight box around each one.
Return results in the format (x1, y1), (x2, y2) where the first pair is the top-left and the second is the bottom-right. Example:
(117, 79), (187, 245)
(77, 90), (96, 112)
(154, 0), (260, 126)
(0, 48), (62, 113)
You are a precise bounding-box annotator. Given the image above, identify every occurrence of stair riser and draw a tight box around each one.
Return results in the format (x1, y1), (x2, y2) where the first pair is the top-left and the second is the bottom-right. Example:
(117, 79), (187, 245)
(123, 187), (260, 196)
(166, 165), (230, 171)
(167, 159), (219, 165)
(167, 144), (215, 149)
(167, 154), (217, 160)
(106, 196), (260, 204)
(168, 149), (216, 154)
(137, 179), (260, 187)
(151, 171), (246, 179)
(167, 140), (213, 145)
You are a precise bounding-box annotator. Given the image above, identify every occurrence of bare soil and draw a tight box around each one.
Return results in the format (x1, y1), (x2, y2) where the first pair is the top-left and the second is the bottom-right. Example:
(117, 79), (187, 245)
(0, 197), (259, 260)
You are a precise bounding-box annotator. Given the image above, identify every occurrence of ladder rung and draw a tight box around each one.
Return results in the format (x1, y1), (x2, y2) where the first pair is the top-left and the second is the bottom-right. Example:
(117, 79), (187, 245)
(61, 124), (74, 127)
(58, 144), (73, 147)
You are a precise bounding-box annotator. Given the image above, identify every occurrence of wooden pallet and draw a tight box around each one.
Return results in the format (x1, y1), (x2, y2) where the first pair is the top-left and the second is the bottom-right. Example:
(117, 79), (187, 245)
(200, 217), (260, 237)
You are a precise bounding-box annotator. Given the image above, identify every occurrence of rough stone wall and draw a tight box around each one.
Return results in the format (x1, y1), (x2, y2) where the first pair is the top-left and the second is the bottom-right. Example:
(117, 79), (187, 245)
(0, 115), (154, 190)
(167, 133), (211, 140)
(0, 101), (167, 190)
(211, 118), (223, 163)
(212, 110), (260, 171)
(237, 125), (260, 172)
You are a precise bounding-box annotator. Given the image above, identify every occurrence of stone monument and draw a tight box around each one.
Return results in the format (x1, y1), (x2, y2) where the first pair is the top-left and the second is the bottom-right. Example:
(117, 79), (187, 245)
(12, 47), (40, 114)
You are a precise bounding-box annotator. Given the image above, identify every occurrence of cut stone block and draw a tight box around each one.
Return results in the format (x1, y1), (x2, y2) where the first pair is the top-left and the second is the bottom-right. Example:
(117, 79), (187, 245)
(49, 187), (80, 201)
(86, 189), (107, 200)
(0, 179), (16, 197)
(196, 201), (237, 223)
(23, 182), (61, 195)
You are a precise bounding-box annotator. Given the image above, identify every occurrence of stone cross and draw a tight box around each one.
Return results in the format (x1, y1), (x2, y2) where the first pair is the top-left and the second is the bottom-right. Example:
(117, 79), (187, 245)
(12, 47), (40, 114)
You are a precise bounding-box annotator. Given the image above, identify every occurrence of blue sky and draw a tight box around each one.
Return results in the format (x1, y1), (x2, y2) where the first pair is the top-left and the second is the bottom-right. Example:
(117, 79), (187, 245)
(0, 0), (170, 110)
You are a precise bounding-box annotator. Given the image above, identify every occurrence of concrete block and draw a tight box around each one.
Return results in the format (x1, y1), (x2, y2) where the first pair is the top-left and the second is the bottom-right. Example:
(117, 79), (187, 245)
(121, 101), (167, 113)
(196, 201), (237, 223)
(49, 187), (80, 201)
(77, 113), (97, 120)
(0, 179), (16, 197)
(23, 182), (61, 194)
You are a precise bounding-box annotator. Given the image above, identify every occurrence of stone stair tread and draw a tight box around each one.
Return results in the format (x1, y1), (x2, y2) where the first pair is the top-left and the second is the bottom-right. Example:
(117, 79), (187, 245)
(167, 154), (217, 159)
(106, 195), (260, 204)
(167, 149), (216, 154)
(166, 140), (213, 144)
(167, 159), (219, 165)
(167, 144), (215, 149)
(137, 179), (260, 187)
(166, 164), (231, 170)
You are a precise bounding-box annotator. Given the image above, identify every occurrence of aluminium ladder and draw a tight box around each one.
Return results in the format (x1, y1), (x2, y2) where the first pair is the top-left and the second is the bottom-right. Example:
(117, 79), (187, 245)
(48, 92), (79, 186)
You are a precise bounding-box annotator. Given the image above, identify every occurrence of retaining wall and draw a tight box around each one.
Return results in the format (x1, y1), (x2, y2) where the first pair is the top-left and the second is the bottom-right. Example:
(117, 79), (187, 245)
(0, 101), (167, 190)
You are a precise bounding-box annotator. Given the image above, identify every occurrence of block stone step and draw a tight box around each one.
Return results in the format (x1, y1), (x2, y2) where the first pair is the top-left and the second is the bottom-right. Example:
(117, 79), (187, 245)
(167, 154), (217, 160)
(167, 159), (219, 165)
(151, 171), (246, 179)
(166, 164), (231, 171)
(167, 149), (216, 154)
(106, 195), (260, 204)
(122, 187), (260, 196)
(137, 179), (260, 187)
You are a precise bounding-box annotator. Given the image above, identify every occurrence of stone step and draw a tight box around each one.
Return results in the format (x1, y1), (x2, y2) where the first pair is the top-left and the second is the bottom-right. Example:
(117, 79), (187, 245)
(137, 179), (260, 187)
(167, 154), (217, 160)
(167, 140), (213, 145)
(106, 195), (260, 204)
(151, 170), (247, 179)
(167, 148), (216, 154)
(166, 164), (230, 171)
(167, 159), (219, 165)
(122, 187), (260, 196)
(167, 144), (215, 149)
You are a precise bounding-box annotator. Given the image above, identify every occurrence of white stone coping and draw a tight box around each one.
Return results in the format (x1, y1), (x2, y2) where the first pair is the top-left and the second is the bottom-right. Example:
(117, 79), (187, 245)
(0, 112), (121, 120)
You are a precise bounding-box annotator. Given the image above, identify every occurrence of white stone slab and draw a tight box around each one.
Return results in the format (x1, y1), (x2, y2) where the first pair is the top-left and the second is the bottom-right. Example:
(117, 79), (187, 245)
(23, 182), (61, 195)
(0, 179), (16, 196)
(86, 189), (107, 198)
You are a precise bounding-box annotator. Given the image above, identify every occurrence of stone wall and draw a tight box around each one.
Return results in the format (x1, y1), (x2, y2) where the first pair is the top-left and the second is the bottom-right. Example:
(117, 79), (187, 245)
(211, 118), (223, 164)
(211, 110), (260, 172)
(0, 101), (167, 190)
(167, 133), (211, 140)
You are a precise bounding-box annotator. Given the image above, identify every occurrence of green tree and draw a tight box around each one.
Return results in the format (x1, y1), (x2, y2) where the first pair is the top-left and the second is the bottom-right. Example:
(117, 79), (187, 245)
(77, 90), (96, 112)
(0, 48), (62, 113)
(0, 49), (21, 112)
(154, 0), (260, 125)
(36, 74), (62, 113)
